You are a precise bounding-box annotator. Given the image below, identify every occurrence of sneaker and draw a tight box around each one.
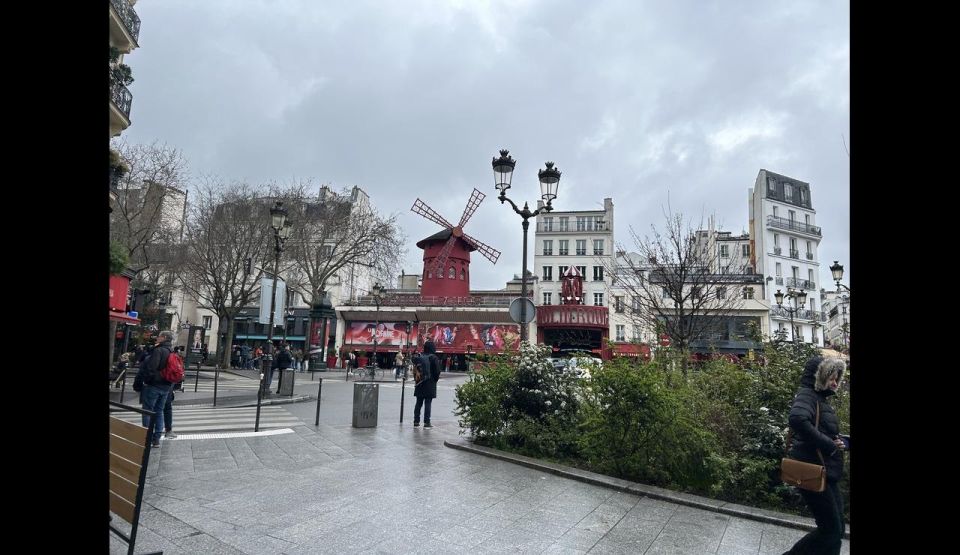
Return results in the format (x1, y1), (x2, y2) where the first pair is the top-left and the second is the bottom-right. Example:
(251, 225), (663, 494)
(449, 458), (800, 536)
(151, 440), (161, 448)
(424, 423), (433, 428)
(165, 431), (178, 439)
(413, 422), (420, 427)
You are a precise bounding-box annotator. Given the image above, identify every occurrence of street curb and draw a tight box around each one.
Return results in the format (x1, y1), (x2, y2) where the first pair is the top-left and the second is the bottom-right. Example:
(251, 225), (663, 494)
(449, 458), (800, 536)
(443, 438), (850, 540)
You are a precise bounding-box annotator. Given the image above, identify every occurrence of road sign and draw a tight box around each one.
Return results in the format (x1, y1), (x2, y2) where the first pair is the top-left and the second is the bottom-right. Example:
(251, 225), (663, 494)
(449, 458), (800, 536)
(509, 297), (536, 324)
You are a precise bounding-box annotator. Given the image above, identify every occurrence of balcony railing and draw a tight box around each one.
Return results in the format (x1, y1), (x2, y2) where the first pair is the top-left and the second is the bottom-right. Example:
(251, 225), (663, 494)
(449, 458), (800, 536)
(789, 249), (799, 259)
(110, 0), (141, 43)
(784, 277), (815, 290)
(806, 252), (814, 260)
(766, 216), (822, 236)
(773, 247), (782, 255)
(111, 82), (133, 120)
(775, 276), (783, 285)
(770, 306), (824, 321)
(537, 222), (610, 232)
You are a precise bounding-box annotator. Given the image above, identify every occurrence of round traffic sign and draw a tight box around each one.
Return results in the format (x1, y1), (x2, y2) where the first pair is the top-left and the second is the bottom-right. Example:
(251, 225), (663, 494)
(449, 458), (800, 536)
(509, 297), (537, 324)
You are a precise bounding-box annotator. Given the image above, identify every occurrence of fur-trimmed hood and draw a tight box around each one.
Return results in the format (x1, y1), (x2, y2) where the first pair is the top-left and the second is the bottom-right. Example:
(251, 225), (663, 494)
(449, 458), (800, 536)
(800, 356), (844, 395)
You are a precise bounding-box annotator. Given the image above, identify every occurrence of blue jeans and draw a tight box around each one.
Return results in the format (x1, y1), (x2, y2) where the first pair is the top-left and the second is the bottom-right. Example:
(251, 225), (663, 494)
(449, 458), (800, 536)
(141, 384), (171, 442)
(414, 397), (432, 424)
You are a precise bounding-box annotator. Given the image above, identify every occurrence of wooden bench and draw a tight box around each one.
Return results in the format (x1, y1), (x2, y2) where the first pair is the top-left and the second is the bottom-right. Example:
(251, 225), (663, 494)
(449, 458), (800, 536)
(109, 401), (161, 555)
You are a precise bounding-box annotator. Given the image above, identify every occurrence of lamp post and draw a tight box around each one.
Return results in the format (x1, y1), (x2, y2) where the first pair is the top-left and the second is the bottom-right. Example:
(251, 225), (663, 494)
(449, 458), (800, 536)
(493, 149), (561, 342)
(369, 283), (384, 372)
(255, 202), (292, 432)
(774, 288), (807, 345)
(399, 320), (412, 423)
(829, 261), (850, 351)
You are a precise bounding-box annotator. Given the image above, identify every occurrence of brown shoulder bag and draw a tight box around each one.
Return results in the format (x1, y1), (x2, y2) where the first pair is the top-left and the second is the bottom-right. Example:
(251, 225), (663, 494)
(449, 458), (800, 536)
(780, 402), (827, 492)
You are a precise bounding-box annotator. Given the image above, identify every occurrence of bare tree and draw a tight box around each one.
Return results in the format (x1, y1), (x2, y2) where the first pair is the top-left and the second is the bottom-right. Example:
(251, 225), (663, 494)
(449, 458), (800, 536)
(607, 208), (759, 370)
(178, 179), (275, 368)
(286, 185), (405, 307)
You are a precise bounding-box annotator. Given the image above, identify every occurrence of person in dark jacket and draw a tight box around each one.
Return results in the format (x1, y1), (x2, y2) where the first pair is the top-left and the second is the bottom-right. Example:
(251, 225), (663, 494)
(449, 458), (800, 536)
(139, 331), (176, 448)
(784, 356), (848, 555)
(269, 343), (294, 394)
(413, 340), (440, 427)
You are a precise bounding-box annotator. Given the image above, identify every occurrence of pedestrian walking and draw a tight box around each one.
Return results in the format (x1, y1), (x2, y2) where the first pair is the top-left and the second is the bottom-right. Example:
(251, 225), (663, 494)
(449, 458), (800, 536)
(137, 330), (176, 448)
(394, 351), (405, 380)
(412, 340), (441, 428)
(163, 377), (182, 439)
(783, 356), (848, 555)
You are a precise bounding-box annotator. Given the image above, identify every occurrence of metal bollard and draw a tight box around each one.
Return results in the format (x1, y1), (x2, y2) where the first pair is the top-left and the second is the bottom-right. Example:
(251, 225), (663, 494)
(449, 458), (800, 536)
(314, 377), (323, 426)
(194, 362), (201, 393)
(213, 367), (220, 406)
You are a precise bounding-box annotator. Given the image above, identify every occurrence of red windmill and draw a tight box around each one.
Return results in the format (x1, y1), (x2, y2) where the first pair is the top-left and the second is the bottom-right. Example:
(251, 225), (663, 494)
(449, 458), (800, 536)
(411, 188), (501, 298)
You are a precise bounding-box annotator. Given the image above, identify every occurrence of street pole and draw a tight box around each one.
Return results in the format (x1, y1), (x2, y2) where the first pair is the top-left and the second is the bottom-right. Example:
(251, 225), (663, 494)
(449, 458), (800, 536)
(520, 219), (529, 341)
(256, 202), (290, 432)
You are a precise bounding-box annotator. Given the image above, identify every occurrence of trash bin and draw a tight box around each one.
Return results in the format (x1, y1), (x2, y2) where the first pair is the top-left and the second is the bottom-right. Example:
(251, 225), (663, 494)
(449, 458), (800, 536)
(279, 368), (295, 396)
(352, 382), (379, 428)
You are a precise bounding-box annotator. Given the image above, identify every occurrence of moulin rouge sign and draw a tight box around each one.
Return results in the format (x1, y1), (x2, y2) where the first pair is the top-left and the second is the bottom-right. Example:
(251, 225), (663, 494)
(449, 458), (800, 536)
(537, 305), (608, 328)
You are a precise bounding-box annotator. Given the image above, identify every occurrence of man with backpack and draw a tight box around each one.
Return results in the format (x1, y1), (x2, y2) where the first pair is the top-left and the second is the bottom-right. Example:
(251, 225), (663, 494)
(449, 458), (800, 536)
(412, 340), (441, 428)
(270, 343), (294, 395)
(137, 330), (183, 447)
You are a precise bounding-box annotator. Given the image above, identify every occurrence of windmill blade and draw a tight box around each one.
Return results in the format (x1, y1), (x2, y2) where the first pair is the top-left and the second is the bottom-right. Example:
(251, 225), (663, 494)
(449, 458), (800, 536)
(432, 234), (458, 276)
(458, 188), (486, 228)
(462, 232), (501, 264)
(411, 199), (454, 229)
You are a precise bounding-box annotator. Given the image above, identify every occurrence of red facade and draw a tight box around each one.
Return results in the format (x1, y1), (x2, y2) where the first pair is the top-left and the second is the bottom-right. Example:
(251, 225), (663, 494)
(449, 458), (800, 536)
(419, 237), (472, 297)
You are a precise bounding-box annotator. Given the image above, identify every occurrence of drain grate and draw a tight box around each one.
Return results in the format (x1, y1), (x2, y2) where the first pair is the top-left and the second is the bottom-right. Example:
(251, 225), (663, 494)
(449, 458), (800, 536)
(165, 428), (295, 440)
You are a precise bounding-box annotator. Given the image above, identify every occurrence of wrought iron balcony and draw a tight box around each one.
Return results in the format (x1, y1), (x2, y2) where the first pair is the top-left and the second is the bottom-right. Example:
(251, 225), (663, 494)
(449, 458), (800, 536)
(789, 249), (799, 259)
(770, 306), (823, 321)
(773, 247), (782, 255)
(110, 0), (141, 43)
(111, 81), (133, 120)
(537, 222), (610, 232)
(766, 216), (821, 236)
(806, 252), (814, 260)
(784, 277), (815, 290)
(775, 277), (783, 285)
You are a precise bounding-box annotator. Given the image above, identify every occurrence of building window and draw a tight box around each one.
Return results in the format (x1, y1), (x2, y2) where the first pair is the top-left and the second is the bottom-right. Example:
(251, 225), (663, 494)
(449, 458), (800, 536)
(691, 287), (703, 301)
(559, 265), (568, 276)
(594, 293), (604, 306)
(776, 262), (782, 277)
(632, 296), (640, 311)
(202, 315), (212, 329)
(717, 287), (726, 299)
(543, 292), (552, 305)
(593, 239), (604, 255)
(788, 210), (796, 222)
(720, 244), (729, 258)
(427, 271), (432, 279)
(662, 287), (670, 299)
(799, 189), (807, 205)
(542, 266), (553, 281)
(594, 216), (604, 230)
(593, 266), (604, 281)
(576, 216), (587, 231)
(460, 269), (465, 280)
(542, 217), (553, 231)
(576, 265), (586, 277)
(808, 268), (815, 287)
(742, 244), (750, 256)
(805, 214), (810, 226)
(615, 296), (624, 313)
(543, 240), (553, 256)
(742, 287), (755, 299)
(809, 297), (816, 311)
(449, 267), (456, 279)
(559, 240), (569, 256)
(576, 240), (586, 255)
(772, 206), (778, 218)
(616, 325), (625, 341)
(792, 266), (799, 279)
(767, 177), (776, 192)
(559, 217), (569, 231)
(774, 233), (780, 247)
(633, 325), (642, 341)
(784, 183), (794, 200)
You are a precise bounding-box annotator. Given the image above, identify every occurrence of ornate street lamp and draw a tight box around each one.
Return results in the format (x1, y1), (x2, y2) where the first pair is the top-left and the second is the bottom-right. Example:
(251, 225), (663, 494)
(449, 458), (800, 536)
(370, 283), (384, 372)
(775, 288), (807, 344)
(830, 261), (850, 350)
(493, 149), (561, 342)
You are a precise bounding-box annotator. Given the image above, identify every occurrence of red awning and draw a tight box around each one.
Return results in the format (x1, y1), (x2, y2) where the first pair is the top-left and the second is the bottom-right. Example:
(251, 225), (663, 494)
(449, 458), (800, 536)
(109, 311), (140, 324)
(611, 343), (650, 357)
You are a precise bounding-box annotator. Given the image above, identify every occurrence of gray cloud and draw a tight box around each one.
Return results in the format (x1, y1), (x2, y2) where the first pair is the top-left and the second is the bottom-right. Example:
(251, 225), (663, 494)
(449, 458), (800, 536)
(123, 0), (849, 291)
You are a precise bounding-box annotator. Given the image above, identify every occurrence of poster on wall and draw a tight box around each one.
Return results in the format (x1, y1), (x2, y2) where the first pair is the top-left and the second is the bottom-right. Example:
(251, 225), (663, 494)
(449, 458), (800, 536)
(344, 322), (419, 347)
(420, 323), (520, 352)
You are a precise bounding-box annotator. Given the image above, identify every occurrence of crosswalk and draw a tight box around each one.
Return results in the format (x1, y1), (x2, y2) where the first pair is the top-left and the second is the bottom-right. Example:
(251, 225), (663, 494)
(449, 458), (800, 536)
(110, 405), (303, 434)
(178, 373), (262, 393)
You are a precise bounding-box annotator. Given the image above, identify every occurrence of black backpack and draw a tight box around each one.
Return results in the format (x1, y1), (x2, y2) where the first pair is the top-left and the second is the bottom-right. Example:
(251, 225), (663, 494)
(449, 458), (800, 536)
(428, 354), (441, 381)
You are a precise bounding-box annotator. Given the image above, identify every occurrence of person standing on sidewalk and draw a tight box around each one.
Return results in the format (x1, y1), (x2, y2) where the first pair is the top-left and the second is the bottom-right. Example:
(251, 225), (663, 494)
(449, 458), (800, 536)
(139, 330), (176, 448)
(394, 351), (405, 380)
(783, 356), (848, 555)
(270, 343), (294, 394)
(412, 340), (440, 428)
(163, 373), (183, 439)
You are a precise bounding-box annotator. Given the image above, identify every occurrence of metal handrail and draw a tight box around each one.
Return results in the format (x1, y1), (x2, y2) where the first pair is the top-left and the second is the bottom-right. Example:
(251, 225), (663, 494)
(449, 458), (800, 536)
(766, 215), (821, 236)
(110, 0), (141, 43)
(111, 82), (133, 119)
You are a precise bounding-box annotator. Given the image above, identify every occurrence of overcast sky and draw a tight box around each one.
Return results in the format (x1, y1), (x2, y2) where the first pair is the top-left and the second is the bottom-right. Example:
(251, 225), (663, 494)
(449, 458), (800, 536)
(120, 0), (849, 292)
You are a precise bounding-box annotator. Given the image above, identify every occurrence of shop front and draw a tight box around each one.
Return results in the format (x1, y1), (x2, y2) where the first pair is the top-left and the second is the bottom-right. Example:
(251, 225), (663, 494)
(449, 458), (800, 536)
(535, 305), (610, 359)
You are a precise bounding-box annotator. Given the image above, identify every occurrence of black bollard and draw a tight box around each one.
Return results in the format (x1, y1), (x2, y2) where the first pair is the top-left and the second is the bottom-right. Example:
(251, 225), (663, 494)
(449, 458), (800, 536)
(213, 367), (220, 406)
(194, 362), (201, 392)
(314, 377), (323, 426)
(399, 366), (407, 423)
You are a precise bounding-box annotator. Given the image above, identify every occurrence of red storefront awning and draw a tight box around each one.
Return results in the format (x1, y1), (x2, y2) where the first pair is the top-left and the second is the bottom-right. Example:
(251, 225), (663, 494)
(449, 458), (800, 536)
(109, 311), (140, 324)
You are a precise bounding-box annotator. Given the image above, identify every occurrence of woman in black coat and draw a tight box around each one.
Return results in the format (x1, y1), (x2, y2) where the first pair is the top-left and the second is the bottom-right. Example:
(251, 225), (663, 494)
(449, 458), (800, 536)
(784, 356), (848, 555)
(413, 340), (439, 427)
